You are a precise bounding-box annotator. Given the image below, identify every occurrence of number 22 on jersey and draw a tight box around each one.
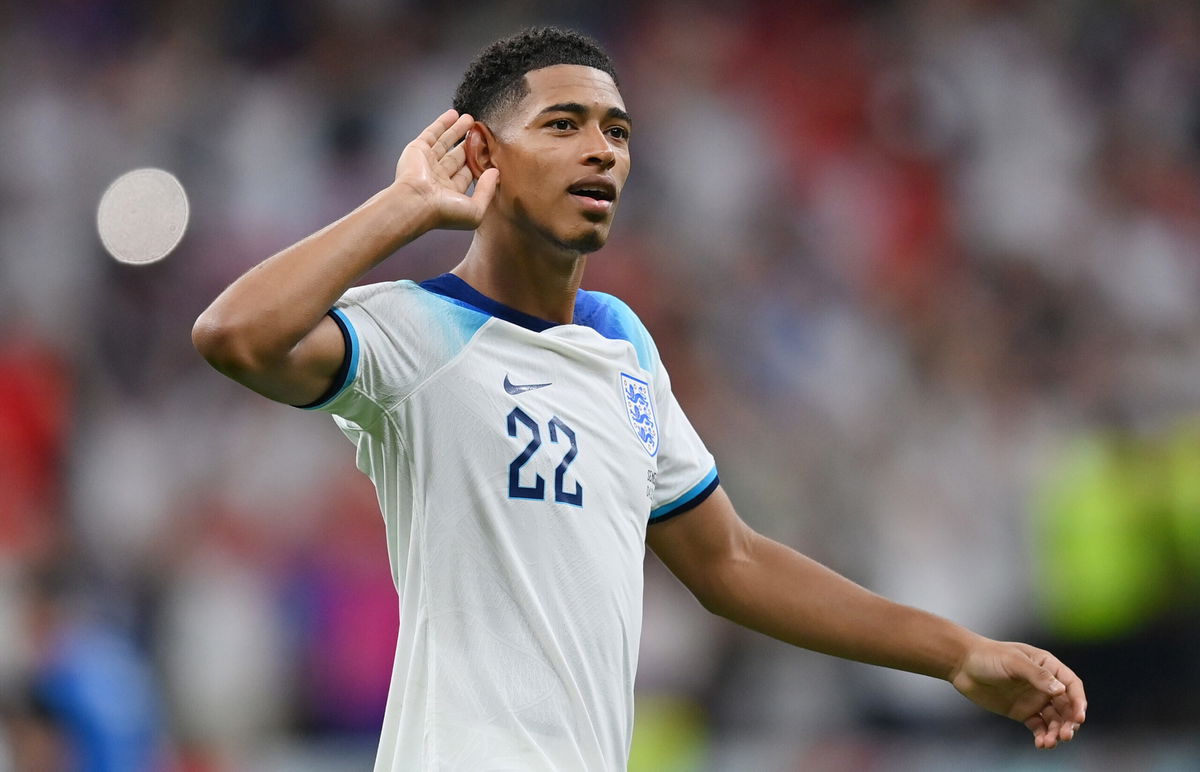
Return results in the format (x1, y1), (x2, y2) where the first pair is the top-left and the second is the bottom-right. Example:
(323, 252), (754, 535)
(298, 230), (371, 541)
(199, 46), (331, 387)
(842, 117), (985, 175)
(506, 407), (583, 507)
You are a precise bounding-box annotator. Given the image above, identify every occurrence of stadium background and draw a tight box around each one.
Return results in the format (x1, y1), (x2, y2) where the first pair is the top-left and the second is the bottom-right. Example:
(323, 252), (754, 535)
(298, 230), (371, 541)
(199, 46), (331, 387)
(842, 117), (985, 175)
(2, 0), (1199, 769)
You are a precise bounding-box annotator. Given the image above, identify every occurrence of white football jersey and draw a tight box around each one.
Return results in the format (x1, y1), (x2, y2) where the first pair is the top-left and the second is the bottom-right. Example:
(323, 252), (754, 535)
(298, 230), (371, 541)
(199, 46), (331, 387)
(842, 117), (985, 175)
(304, 274), (717, 771)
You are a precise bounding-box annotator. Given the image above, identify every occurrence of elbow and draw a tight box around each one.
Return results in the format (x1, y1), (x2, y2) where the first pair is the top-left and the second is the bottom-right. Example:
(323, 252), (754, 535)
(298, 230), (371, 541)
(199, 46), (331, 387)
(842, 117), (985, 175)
(191, 312), (261, 377)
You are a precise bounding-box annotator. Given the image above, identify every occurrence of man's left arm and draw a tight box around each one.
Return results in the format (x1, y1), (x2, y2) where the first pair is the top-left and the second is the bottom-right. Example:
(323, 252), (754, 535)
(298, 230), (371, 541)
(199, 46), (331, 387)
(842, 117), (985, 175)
(646, 485), (1087, 750)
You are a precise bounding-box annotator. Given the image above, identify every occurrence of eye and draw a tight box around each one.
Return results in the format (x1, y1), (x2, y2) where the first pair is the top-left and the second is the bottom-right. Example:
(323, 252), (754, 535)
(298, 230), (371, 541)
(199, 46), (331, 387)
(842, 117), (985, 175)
(606, 126), (630, 141)
(549, 118), (574, 131)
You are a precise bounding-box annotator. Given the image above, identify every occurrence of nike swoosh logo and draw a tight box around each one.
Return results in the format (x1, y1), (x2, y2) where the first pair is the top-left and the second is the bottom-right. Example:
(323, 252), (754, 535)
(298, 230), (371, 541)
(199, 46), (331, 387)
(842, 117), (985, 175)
(504, 374), (552, 395)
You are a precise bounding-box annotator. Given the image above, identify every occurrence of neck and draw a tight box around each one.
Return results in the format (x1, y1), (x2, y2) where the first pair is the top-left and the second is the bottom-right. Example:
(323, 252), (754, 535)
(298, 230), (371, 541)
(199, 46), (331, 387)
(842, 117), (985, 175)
(452, 232), (589, 325)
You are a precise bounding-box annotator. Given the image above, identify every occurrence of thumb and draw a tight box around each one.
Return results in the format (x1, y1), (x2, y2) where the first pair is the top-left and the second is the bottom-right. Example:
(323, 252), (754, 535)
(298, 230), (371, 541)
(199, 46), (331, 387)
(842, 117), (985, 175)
(1014, 655), (1065, 697)
(472, 167), (500, 211)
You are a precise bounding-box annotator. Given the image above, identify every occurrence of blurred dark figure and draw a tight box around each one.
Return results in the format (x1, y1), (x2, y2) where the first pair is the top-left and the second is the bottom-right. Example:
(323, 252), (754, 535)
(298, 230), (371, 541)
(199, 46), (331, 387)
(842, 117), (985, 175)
(16, 563), (168, 772)
(1, 686), (71, 772)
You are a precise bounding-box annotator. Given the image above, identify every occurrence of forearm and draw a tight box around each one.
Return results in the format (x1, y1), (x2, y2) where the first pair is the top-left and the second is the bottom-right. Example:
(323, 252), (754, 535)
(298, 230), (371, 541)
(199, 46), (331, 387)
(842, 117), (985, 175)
(705, 534), (979, 681)
(652, 491), (1086, 749)
(194, 184), (429, 370)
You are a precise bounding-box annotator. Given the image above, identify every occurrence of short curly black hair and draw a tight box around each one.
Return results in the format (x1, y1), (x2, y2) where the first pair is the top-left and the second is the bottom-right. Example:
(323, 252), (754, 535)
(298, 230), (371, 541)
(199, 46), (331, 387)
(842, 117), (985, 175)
(453, 26), (619, 124)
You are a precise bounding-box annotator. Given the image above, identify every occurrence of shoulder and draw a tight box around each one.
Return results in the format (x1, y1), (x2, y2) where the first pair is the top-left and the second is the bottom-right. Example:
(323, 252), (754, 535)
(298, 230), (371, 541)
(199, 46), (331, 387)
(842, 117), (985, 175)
(336, 279), (421, 309)
(334, 279), (493, 373)
(574, 290), (657, 372)
(338, 280), (490, 333)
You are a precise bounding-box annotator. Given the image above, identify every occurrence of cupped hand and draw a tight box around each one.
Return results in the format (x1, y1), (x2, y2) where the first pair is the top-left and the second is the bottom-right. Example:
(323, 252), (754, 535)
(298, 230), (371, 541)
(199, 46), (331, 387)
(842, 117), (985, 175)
(950, 639), (1087, 749)
(392, 109), (500, 232)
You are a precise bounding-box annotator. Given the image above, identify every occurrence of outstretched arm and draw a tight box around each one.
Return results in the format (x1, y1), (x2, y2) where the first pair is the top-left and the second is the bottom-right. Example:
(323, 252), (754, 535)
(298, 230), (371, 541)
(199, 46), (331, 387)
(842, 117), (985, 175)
(646, 486), (1086, 749)
(192, 110), (499, 405)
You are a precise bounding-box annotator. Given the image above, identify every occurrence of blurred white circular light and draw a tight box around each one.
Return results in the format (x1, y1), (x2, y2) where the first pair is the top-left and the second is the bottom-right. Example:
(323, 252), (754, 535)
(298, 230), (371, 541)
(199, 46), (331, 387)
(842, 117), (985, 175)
(96, 167), (189, 265)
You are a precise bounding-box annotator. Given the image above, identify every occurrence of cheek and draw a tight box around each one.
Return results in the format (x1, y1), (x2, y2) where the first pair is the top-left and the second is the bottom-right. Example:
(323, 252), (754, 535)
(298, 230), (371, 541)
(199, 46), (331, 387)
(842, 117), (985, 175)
(498, 153), (557, 202)
(616, 153), (632, 184)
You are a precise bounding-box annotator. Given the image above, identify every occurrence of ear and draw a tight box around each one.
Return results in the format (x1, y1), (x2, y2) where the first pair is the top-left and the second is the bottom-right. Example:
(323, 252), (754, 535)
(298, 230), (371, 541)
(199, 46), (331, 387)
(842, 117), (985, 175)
(464, 122), (497, 179)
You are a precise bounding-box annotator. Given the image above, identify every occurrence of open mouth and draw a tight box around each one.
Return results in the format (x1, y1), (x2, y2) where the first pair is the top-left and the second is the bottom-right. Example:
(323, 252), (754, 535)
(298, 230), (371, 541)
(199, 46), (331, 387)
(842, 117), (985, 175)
(568, 178), (617, 214)
(568, 186), (615, 202)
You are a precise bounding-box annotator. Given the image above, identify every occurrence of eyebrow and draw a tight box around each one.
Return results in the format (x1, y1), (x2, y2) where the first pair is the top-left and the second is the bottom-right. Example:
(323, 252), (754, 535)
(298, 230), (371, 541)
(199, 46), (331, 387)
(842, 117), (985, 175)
(537, 102), (633, 126)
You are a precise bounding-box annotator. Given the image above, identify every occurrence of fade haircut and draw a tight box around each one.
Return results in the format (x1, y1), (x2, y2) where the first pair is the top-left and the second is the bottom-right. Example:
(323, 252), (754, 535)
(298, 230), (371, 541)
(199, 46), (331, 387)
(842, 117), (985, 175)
(453, 26), (619, 125)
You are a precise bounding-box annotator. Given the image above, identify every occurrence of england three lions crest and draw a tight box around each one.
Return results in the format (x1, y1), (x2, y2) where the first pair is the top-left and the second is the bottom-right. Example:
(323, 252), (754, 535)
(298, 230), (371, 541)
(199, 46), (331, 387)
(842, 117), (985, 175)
(621, 372), (659, 457)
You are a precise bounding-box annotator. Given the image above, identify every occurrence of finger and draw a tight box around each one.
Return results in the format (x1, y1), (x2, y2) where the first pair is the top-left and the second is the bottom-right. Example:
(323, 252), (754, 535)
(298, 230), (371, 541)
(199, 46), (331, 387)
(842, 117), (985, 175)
(1024, 715), (1049, 749)
(1052, 663), (1088, 723)
(1045, 703), (1082, 742)
(451, 162), (473, 192)
(440, 142), (467, 174)
(1039, 702), (1067, 725)
(1037, 702), (1082, 747)
(1039, 719), (1061, 749)
(416, 109), (461, 149)
(1032, 651), (1087, 725)
(1011, 649), (1067, 700)
(1049, 688), (1084, 730)
(471, 167), (500, 210)
(1038, 704), (1067, 744)
(433, 112), (475, 157)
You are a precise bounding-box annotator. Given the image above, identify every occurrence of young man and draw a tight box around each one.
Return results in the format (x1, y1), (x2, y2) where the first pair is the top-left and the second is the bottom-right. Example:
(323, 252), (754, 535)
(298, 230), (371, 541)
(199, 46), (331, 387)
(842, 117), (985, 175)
(193, 27), (1086, 771)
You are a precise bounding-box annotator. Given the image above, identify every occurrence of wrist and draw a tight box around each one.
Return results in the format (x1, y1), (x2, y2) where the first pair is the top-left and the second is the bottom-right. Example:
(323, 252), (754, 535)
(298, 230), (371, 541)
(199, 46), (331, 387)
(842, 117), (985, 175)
(943, 628), (990, 683)
(375, 181), (437, 247)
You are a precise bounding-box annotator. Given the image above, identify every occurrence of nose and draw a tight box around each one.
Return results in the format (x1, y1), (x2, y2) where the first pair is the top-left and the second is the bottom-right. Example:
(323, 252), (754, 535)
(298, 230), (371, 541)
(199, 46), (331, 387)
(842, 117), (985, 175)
(581, 124), (616, 169)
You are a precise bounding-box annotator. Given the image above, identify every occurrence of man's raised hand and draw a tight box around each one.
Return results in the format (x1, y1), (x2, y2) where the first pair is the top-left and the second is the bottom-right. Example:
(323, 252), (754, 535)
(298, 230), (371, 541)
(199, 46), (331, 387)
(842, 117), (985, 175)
(393, 110), (500, 232)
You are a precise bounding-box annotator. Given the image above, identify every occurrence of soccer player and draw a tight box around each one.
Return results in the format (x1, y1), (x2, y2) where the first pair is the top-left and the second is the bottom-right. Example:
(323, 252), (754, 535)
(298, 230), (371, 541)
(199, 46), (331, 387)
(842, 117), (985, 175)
(193, 26), (1086, 771)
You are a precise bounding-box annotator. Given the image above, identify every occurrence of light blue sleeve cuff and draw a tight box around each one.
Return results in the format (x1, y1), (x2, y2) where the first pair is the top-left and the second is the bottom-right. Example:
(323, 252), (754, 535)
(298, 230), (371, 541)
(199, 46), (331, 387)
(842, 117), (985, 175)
(649, 466), (719, 524)
(296, 307), (360, 410)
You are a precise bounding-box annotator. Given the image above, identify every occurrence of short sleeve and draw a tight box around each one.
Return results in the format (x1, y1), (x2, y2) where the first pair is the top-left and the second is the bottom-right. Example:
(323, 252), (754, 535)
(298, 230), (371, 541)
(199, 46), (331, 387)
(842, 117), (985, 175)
(646, 353), (718, 524)
(298, 281), (490, 429)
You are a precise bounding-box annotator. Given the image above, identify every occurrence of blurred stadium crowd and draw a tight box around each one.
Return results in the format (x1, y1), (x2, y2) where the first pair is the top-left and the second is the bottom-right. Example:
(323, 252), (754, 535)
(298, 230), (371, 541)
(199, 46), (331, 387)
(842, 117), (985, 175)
(2, 0), (1200, 769)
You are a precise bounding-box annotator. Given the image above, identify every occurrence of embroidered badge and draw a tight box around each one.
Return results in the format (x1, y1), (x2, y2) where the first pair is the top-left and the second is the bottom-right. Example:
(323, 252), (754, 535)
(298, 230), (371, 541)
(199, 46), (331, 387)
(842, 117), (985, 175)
(620, 372), (659, 457)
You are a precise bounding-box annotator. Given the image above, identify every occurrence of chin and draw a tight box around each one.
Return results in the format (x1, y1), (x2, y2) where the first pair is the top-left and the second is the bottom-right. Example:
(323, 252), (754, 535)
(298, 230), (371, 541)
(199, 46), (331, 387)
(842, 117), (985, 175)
(563, 230), (607, 254)
(561, 217), (613, 254)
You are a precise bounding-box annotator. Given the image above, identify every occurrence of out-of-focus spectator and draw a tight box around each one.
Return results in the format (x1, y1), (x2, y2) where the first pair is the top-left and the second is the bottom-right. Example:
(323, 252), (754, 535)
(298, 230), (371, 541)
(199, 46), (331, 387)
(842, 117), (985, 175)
(16, 562), (167, 772)
(0, 334), (69, 556)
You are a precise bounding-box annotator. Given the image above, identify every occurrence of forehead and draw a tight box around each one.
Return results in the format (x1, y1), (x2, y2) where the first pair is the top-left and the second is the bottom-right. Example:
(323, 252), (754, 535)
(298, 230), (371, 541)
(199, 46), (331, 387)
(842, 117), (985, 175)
(518, 64), (625, 115)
